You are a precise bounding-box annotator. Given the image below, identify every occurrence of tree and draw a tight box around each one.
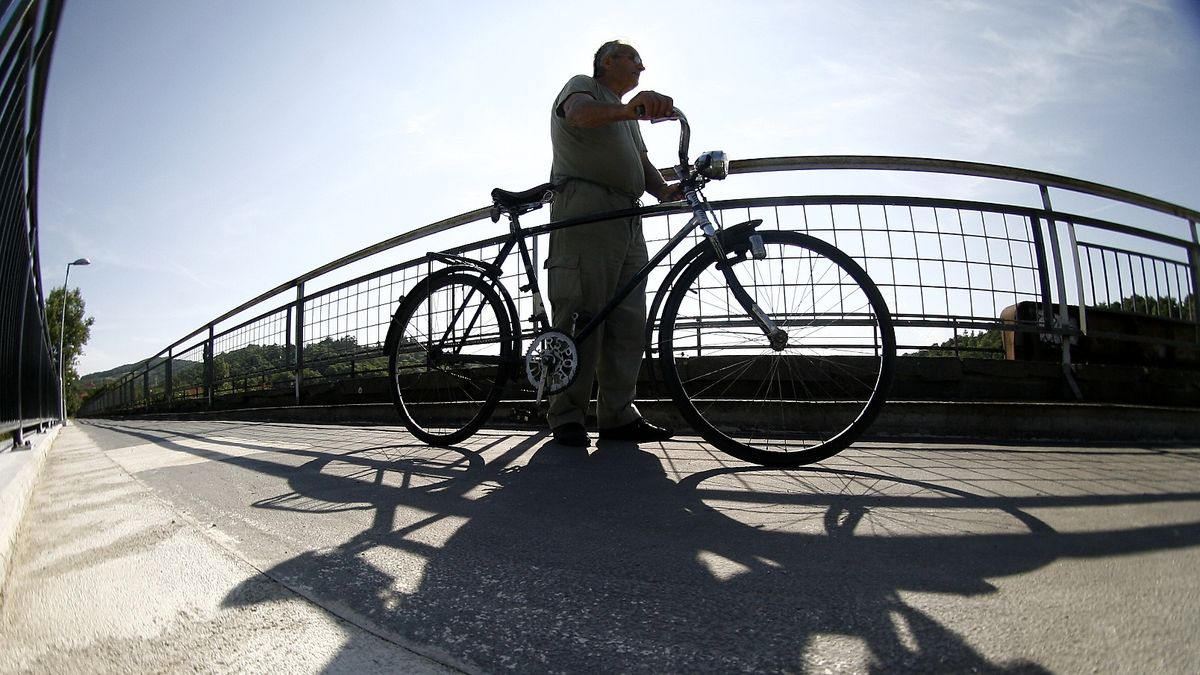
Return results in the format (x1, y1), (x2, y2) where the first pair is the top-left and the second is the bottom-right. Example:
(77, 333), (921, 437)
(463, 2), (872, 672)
(46, 287), (95, 416)
(1095, 293), (1195, 321)
(911, 329), (1004, 358)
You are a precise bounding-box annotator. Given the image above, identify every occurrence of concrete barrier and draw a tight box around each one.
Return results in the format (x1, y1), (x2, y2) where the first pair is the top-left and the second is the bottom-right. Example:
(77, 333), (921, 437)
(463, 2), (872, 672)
(1, 423), (60, 597)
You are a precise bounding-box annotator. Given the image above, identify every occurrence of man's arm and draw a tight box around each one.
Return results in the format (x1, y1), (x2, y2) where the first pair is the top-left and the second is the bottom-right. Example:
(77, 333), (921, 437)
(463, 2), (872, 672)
(560, 90), (675, 128)
(642, 152), (684, 202)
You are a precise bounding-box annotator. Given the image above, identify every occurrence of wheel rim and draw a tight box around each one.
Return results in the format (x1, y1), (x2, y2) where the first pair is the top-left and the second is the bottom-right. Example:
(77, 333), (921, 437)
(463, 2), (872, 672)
(660, 231), (895, 465)
(390, 274), (512, 443)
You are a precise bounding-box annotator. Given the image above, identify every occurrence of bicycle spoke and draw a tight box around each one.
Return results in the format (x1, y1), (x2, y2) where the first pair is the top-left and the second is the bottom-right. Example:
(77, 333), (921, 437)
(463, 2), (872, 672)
(660, 231), (895, 466)
(389, 273), (514, 445)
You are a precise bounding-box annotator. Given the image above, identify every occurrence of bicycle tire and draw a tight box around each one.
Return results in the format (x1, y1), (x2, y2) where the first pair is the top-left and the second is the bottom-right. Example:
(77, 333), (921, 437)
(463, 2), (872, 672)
(659, 230), (895, 466)
(388, 272), (516, 445)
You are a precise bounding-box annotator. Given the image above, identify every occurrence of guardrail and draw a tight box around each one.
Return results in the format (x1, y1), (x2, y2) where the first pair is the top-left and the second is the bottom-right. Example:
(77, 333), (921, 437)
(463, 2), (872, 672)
(1, 0), (65, 446)
(79, 155), (1199, 417)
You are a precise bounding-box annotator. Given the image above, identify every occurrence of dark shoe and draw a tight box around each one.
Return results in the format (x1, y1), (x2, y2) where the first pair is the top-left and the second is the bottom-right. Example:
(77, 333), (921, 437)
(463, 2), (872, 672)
(552, 422), (590, 448)
(598, 418), (674, 442)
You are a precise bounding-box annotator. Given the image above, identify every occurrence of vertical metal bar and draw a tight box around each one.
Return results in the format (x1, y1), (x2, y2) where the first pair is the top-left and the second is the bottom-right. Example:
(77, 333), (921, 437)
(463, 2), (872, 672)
(828, 204), (838, 250)
(165, 347), (173, 406)
(1165, 262), (1177, 319)
(1181, 263), (1188, 320)
(956, 209), (975, 319)
(286, 304), (294, 370)
(1039, 187), (1072, 326)
(1028, 216), (1054, 325)
(13, 268), (29, 444)
(1189, 219), (1199, 339)
(1150, 259), (1161, 316)
(204, 325), (214, 408)
(294, 282), (305, 405)
(1125, 254), (1136, 310)
(1065, 220), (1087, 334)
(1139, 256), (1150, 314)
(980, 211), (997, 321)
(930, 208), (949, 322)
(1085, 248), (1098, 314)
(1102, 249), (1113, 306)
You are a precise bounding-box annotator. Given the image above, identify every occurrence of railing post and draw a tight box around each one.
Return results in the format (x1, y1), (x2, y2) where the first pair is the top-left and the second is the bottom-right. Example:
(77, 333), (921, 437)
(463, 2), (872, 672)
(1190, 219), (1199, 339)
(1040, 185), (1082, 399)
(165, 347), (173, 406)
(204, 325), (214, 408)
(294, 283), (305, 406)
(14, 267), (30, 444)
(1028, 216), (1055, 328)
(1064, 220), (1087, 335)
(142, 365), (150, 412)
(286, 305), (294, 396)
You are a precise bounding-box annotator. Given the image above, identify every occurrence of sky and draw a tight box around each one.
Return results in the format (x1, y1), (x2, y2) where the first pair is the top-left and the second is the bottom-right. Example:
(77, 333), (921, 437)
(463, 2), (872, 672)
(36, 0), (1200, 376)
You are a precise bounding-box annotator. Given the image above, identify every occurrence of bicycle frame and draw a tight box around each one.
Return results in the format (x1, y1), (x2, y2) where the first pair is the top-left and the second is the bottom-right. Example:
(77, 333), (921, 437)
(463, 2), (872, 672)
(471, 109), (770, 357)
(389, 106), (897, 465)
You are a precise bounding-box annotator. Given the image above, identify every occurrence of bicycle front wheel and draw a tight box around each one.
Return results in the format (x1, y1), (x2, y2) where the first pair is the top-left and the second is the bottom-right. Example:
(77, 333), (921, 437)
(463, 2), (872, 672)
(388, 272), (516, 445)
(659, 230), (895, 466)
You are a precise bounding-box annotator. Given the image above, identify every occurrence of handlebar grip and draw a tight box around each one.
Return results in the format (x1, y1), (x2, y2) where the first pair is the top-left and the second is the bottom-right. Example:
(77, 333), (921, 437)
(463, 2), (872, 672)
(636, 104), (682, 124)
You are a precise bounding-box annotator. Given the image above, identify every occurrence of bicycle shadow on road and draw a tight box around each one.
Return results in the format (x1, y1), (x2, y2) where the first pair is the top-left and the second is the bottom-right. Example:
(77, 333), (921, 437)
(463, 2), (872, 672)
(215, 434), (1200, 674)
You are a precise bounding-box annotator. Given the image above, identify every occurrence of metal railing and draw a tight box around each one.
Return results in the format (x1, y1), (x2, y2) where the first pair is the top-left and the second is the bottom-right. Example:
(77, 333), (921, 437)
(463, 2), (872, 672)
(0, 0), (65, 446)
(79, 155), (1199, 417)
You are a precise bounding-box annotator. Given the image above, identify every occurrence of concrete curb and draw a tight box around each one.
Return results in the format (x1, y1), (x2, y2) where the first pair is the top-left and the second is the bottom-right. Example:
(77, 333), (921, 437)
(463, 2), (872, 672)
(103, 400), (1200, 444)
(0, 423), (62, 599)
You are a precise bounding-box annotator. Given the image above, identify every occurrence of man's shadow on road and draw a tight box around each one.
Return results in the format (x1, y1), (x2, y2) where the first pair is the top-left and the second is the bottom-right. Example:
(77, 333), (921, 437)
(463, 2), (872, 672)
(207, 432), (1200, 673)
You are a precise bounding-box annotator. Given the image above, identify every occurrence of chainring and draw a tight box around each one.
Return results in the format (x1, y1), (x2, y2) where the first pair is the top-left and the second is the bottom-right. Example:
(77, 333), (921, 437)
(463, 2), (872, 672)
(525, 329), (579, 396)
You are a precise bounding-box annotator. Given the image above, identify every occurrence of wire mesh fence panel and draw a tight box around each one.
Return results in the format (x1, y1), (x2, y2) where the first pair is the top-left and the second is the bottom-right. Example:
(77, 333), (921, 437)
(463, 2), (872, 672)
(302, 261), (425, 385)
(170, 343), (208, 404)
(75, 161), (1200, 417)
(210, 309), (293, 396)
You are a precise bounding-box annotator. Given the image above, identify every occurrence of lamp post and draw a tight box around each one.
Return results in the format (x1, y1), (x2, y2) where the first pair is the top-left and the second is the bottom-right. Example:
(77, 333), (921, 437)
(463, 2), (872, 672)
(59, 257), (90, 423)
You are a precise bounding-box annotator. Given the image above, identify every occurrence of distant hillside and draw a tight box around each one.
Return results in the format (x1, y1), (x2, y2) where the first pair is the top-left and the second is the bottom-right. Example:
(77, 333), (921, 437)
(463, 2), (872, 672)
(81, 358), (162, 385)
(79, 356), (200, 391)
(77, 336), (372, 397)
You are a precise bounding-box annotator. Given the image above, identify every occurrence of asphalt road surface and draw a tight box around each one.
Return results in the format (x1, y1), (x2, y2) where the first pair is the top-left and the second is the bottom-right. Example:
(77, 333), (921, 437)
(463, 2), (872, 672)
(3, 419), (1199, 673)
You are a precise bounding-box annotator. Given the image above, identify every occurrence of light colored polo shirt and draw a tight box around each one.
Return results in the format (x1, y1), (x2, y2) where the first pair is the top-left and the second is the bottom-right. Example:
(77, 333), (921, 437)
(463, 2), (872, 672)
(550, 74), (646, 199)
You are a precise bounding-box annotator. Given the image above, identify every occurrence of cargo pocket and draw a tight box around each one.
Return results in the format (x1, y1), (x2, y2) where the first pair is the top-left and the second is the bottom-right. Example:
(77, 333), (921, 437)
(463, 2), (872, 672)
(544, 254), (581, 310)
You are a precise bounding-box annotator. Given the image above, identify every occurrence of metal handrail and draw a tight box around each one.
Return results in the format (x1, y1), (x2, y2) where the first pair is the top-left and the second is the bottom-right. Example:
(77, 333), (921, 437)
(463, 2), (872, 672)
(78, 154), (1200, 417)
(726, 156), (1200, 222)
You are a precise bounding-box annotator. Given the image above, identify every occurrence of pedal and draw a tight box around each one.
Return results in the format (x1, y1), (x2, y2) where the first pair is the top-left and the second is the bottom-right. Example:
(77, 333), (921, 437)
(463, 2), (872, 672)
(510, 403), (540, 424)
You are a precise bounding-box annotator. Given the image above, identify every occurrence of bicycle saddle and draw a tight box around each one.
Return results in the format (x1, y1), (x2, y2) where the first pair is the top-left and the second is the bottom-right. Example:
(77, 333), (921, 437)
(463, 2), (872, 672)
(491, 183), (555, 211)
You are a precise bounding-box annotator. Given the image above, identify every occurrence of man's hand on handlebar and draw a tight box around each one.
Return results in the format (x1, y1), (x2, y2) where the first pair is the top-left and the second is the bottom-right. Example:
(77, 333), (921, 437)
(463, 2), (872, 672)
(655, 183), (685, 202)
(628, 90), (674, 120)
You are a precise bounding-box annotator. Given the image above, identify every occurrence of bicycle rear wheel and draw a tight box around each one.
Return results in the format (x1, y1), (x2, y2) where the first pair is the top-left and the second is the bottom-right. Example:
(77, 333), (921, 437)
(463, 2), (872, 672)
(388, 272), (516, 445)
(659, 230), (895, 466)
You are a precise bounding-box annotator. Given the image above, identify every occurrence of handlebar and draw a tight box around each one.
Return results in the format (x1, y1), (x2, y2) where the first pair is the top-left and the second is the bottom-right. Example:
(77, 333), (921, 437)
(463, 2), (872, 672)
(670, 107), (691, 168)
(635, 105), (691, 168)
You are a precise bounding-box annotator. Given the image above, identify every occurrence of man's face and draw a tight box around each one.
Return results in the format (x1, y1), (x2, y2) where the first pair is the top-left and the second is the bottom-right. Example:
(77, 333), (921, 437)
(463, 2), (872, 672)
(606, 47), (645, 94)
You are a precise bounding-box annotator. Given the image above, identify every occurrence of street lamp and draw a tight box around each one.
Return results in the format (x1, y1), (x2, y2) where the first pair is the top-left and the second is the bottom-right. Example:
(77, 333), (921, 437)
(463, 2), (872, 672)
(59, 257), (90, 423)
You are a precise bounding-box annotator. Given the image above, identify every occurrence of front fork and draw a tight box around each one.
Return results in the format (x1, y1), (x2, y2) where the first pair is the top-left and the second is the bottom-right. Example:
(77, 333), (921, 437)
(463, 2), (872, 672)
(685, 188), (788, 351)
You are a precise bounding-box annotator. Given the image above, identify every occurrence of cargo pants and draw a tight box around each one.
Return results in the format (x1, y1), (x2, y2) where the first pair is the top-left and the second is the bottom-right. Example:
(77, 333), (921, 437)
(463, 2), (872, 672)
(544, 179), (648, 430)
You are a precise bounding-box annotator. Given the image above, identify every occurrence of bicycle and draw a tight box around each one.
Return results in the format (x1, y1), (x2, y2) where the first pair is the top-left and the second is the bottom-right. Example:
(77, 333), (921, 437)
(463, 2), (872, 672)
(384, 108), (896, 467)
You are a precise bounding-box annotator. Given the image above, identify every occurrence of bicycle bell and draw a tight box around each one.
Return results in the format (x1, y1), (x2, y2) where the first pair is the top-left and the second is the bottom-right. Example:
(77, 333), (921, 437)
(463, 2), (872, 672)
(694, 150), (729, 180)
